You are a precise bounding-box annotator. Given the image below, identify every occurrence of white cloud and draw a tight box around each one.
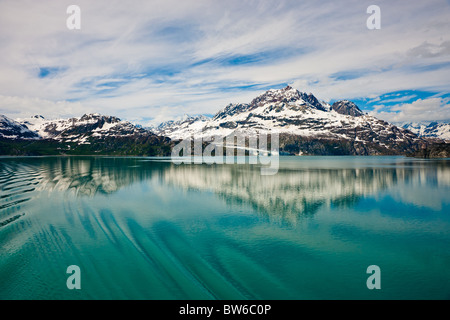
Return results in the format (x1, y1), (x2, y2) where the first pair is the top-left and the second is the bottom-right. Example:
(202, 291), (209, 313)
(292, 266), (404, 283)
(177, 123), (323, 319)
(0, 0), (449, 124)
(369, 98), (450, 122)
(0, 95), (89, 119)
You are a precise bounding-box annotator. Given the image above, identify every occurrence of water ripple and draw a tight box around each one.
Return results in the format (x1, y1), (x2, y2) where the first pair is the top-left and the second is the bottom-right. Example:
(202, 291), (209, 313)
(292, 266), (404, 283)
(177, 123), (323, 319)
(0, 213), (25, 228)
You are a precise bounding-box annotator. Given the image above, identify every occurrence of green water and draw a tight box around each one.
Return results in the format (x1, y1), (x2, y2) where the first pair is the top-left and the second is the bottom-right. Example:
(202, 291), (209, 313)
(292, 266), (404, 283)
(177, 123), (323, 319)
(0, 156), (449, 300)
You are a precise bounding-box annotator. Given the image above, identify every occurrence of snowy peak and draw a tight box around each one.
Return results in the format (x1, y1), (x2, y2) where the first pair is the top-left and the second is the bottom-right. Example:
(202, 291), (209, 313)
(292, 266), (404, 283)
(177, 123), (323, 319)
(211, 86), (328, 123)
(153, 114), (211, 140)
(79, 113), (120, 123)
(250, 86), (301, 107)
(331, 100), (364, 117)
(0, 115), (40, 139)
(213, 103), (250, 121)
(248, 86), (328, 112)
(157, 114), (210, 130)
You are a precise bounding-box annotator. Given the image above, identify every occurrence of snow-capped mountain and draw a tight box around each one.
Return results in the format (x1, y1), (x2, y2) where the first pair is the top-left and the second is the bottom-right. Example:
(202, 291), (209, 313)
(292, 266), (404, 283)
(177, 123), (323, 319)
(16, 113), (151, 143)
(401, 122), (450, 141)
(152, 114), (210, 140)
(0, 113), (172, 156)
(153, 86), (425, 155)
(0, 115), (40, 139)
(154, 86), (392, 139)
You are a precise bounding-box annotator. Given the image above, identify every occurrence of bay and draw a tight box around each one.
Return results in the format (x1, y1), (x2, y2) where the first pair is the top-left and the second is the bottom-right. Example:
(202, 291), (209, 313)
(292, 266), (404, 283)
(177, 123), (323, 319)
(0, 156), (449, 300)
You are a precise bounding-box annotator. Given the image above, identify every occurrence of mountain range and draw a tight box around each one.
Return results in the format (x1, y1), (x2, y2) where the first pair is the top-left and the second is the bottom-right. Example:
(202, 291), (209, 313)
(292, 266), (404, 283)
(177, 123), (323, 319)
(400, 122), (450, 141)
(0, 113), (172, 156)
(1, 86), (449, 157)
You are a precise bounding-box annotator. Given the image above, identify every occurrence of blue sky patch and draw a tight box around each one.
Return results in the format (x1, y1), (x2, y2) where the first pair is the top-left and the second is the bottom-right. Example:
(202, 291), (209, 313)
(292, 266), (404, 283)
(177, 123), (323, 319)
(350, 90), (442, 112)
(38, 67), (63, 78)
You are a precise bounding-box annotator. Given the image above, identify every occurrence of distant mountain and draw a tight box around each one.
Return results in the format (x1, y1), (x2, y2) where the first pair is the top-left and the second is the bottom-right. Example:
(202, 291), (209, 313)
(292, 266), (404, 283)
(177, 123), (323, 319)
(153, 86), (427, 156)
(401, 122), (450, 141)
(0, 115), (40, 140)
(0, 113), (172, 156)
(17, 113), (150, 142)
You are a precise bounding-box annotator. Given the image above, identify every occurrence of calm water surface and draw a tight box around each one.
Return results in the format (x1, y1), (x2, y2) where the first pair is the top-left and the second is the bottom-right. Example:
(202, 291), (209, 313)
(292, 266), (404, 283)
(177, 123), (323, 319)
(0, 156), (449, 299)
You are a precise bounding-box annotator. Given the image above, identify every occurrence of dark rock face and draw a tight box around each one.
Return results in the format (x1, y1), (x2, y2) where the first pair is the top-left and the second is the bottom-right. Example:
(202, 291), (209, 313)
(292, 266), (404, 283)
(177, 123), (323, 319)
(331, 100), (364, 117)
(0, 134), (173, 156)
(410, 143), (450, 158)
(299, 92), (328, 111)
(278, 132), (428, 156)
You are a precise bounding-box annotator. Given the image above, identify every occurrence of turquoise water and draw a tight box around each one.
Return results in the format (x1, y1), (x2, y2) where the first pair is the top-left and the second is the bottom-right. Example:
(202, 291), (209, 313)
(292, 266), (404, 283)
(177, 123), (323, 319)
(0, 156), (449, 300)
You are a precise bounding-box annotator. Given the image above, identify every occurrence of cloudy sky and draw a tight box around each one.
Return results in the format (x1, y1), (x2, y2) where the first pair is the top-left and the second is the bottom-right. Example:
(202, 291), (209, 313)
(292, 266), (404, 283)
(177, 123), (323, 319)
(0, 0), (449, 126)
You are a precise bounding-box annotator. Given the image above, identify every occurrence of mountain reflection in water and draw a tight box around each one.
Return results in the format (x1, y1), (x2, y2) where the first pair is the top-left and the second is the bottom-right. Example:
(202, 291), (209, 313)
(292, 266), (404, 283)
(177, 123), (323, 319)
(2, 156), (449, 222)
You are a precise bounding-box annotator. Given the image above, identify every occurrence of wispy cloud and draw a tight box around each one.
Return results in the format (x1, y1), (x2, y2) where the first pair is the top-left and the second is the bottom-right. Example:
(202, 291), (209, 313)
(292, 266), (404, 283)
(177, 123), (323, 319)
(0, 0), (449, 125)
